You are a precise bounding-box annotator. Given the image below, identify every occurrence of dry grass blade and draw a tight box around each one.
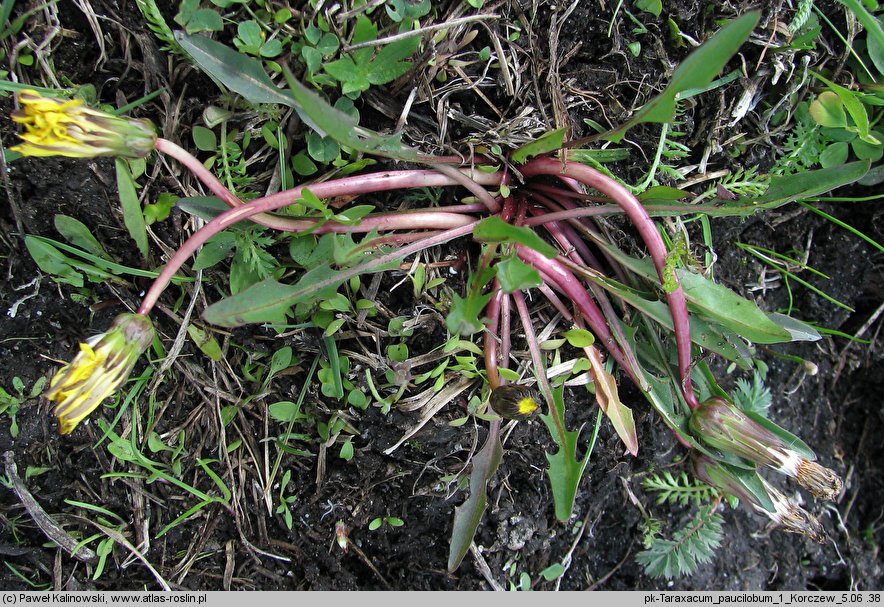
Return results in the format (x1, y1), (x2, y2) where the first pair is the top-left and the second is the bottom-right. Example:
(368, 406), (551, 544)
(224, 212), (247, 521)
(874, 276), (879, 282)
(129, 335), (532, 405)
(383, 375), (475, 454)
(69, 515), (171, 591)
(3, 451), (98, 563)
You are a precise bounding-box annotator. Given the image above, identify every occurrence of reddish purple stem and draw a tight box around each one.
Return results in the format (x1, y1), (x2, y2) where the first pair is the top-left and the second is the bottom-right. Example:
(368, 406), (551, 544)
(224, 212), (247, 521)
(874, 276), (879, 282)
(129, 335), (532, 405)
(137, 174), (485, 315)
(520, 158), (700, 409)
(516, 246), (635, 383)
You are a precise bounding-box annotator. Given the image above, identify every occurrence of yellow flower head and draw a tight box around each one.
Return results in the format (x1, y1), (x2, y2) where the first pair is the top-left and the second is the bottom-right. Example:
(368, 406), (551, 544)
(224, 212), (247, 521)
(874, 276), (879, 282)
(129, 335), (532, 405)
(11, 90), (156, 158)
(489, 384), (541, 420)
(46, 313), (154, 435)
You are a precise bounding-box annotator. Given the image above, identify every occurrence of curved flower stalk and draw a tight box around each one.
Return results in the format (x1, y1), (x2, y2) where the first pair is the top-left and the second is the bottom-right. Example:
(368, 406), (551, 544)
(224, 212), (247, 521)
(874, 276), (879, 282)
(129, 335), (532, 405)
(691, 453), (826, 543)
(689, 397), (843, 501)
(520, 157), (700, 410)
(46, 313), (155, 435)
(11, 90), (156, 158)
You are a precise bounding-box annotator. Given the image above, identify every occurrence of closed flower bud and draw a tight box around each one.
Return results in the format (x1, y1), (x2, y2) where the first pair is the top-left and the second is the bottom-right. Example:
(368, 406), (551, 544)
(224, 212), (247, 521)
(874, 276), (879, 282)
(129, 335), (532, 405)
(11, 90), (156, 159)
(489, 384), (540, 420)
(691, 454), (826, 543)
(689, 397), (842, 501)
(46, 313), (154, 435)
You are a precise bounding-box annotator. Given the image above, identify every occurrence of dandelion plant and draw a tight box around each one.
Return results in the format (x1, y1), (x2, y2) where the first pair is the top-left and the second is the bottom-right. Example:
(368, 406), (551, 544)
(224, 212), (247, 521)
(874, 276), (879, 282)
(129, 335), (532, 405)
(10, 8), (860, 577)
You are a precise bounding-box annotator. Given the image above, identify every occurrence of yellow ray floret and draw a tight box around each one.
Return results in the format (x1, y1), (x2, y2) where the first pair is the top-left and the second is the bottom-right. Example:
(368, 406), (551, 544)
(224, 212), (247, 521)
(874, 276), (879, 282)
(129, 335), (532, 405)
(11, 90), (156, 159)
(46, 313), (155, 435)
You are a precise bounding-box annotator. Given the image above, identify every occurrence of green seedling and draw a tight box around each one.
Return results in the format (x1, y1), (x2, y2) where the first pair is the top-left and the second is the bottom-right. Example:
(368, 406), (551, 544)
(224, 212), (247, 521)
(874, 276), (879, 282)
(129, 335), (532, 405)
(66, 500), (126, 580)
(275, 469), (298, 530)
(233, 20), (285, 58)
(0, 376), (46, 438)
(368, 516), (405, 531)
(323, 15), (420, 98)
(99, 422), (231, 538)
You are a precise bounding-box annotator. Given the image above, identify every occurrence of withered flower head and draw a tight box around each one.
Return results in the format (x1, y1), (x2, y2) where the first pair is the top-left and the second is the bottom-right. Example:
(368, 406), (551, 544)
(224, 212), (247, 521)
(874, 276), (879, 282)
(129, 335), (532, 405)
(11, 89), (156, 158)
(489, 384), (541, 420)
(691, 453), (826, 543)
(45, 313), (154, 435)
(689, 397), (842, 501)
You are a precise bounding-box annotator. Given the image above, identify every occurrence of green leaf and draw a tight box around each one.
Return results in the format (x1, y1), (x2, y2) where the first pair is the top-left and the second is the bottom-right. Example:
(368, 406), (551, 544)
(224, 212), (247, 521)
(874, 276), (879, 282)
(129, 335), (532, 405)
(510, 128), (566, 163)
(306, 131), (340, 162)
(539, 563), (566, 581)
(447, 424), (502, 571)
(24, 236), (82, 287)
(115, 159), (148, 259)
(812, 72), (870, 140)
(204, 248), (399, 327)
(446, 292), (493, 336)
(192, 232), (236, 271)
(203, 278), (299, 326)
(386, 0), (431, 22)
(638, 185), (691, 201)
(269, 346), (294, 378)
(562, 327), (595, 348)
(676, 270), (791, 344)
(540, 386), (595, 521)
(495, 256), (541, 293)
(176, 195), (229, 221)
(473, 217), (558, 258)
(268, 400), (303, 423)
(186, 324), (222, 361)
(636, 506), (723, 579)
(53, 215), (111, 260)
(281, 67), (419, 160)
(339, 439), (354, 461)
(851, 132), (884, 161)
(752, 160), (870, 209)
(192, 125), (217, 151)
(593, 243), (791, 345)
(291, 151), (318, 176)
(369, 37), (420, 84)
(809, 91), (847, 128)
(635, 0), (662, 17)
(606, 11), (759, 141)
(612, 279), (754, 366)
(819, 141), (849, 167)
(182, 9), (223, 34)
(175, 32), (296, 106)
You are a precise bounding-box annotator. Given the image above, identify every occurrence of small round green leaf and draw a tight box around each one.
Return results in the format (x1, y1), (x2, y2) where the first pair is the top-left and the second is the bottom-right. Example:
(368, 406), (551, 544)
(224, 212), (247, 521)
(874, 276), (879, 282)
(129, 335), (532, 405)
(819, 141), (849, 168)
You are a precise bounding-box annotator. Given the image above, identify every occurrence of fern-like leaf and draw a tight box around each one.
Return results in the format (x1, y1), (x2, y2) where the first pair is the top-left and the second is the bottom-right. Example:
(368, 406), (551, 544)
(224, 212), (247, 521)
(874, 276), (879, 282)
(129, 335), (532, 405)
(720, 166), (769, 197)
(135, 0), (180, 52)
(789, 0), (814, 34)
(774, 104), (828, 174)
(636, 506), (724, 579)
(732, 373), (772, 417)
(642, 471), (718, 507)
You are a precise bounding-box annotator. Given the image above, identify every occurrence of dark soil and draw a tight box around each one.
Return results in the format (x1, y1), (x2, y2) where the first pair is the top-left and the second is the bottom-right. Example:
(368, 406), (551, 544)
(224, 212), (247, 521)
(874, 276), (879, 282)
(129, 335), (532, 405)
(0, 0), (882, 592)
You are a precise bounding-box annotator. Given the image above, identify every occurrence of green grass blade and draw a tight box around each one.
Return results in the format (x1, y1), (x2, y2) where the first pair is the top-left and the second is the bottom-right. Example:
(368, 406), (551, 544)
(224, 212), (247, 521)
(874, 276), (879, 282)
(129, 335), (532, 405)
(798, 202), (884, 253)
(606, 11), (759, 141)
